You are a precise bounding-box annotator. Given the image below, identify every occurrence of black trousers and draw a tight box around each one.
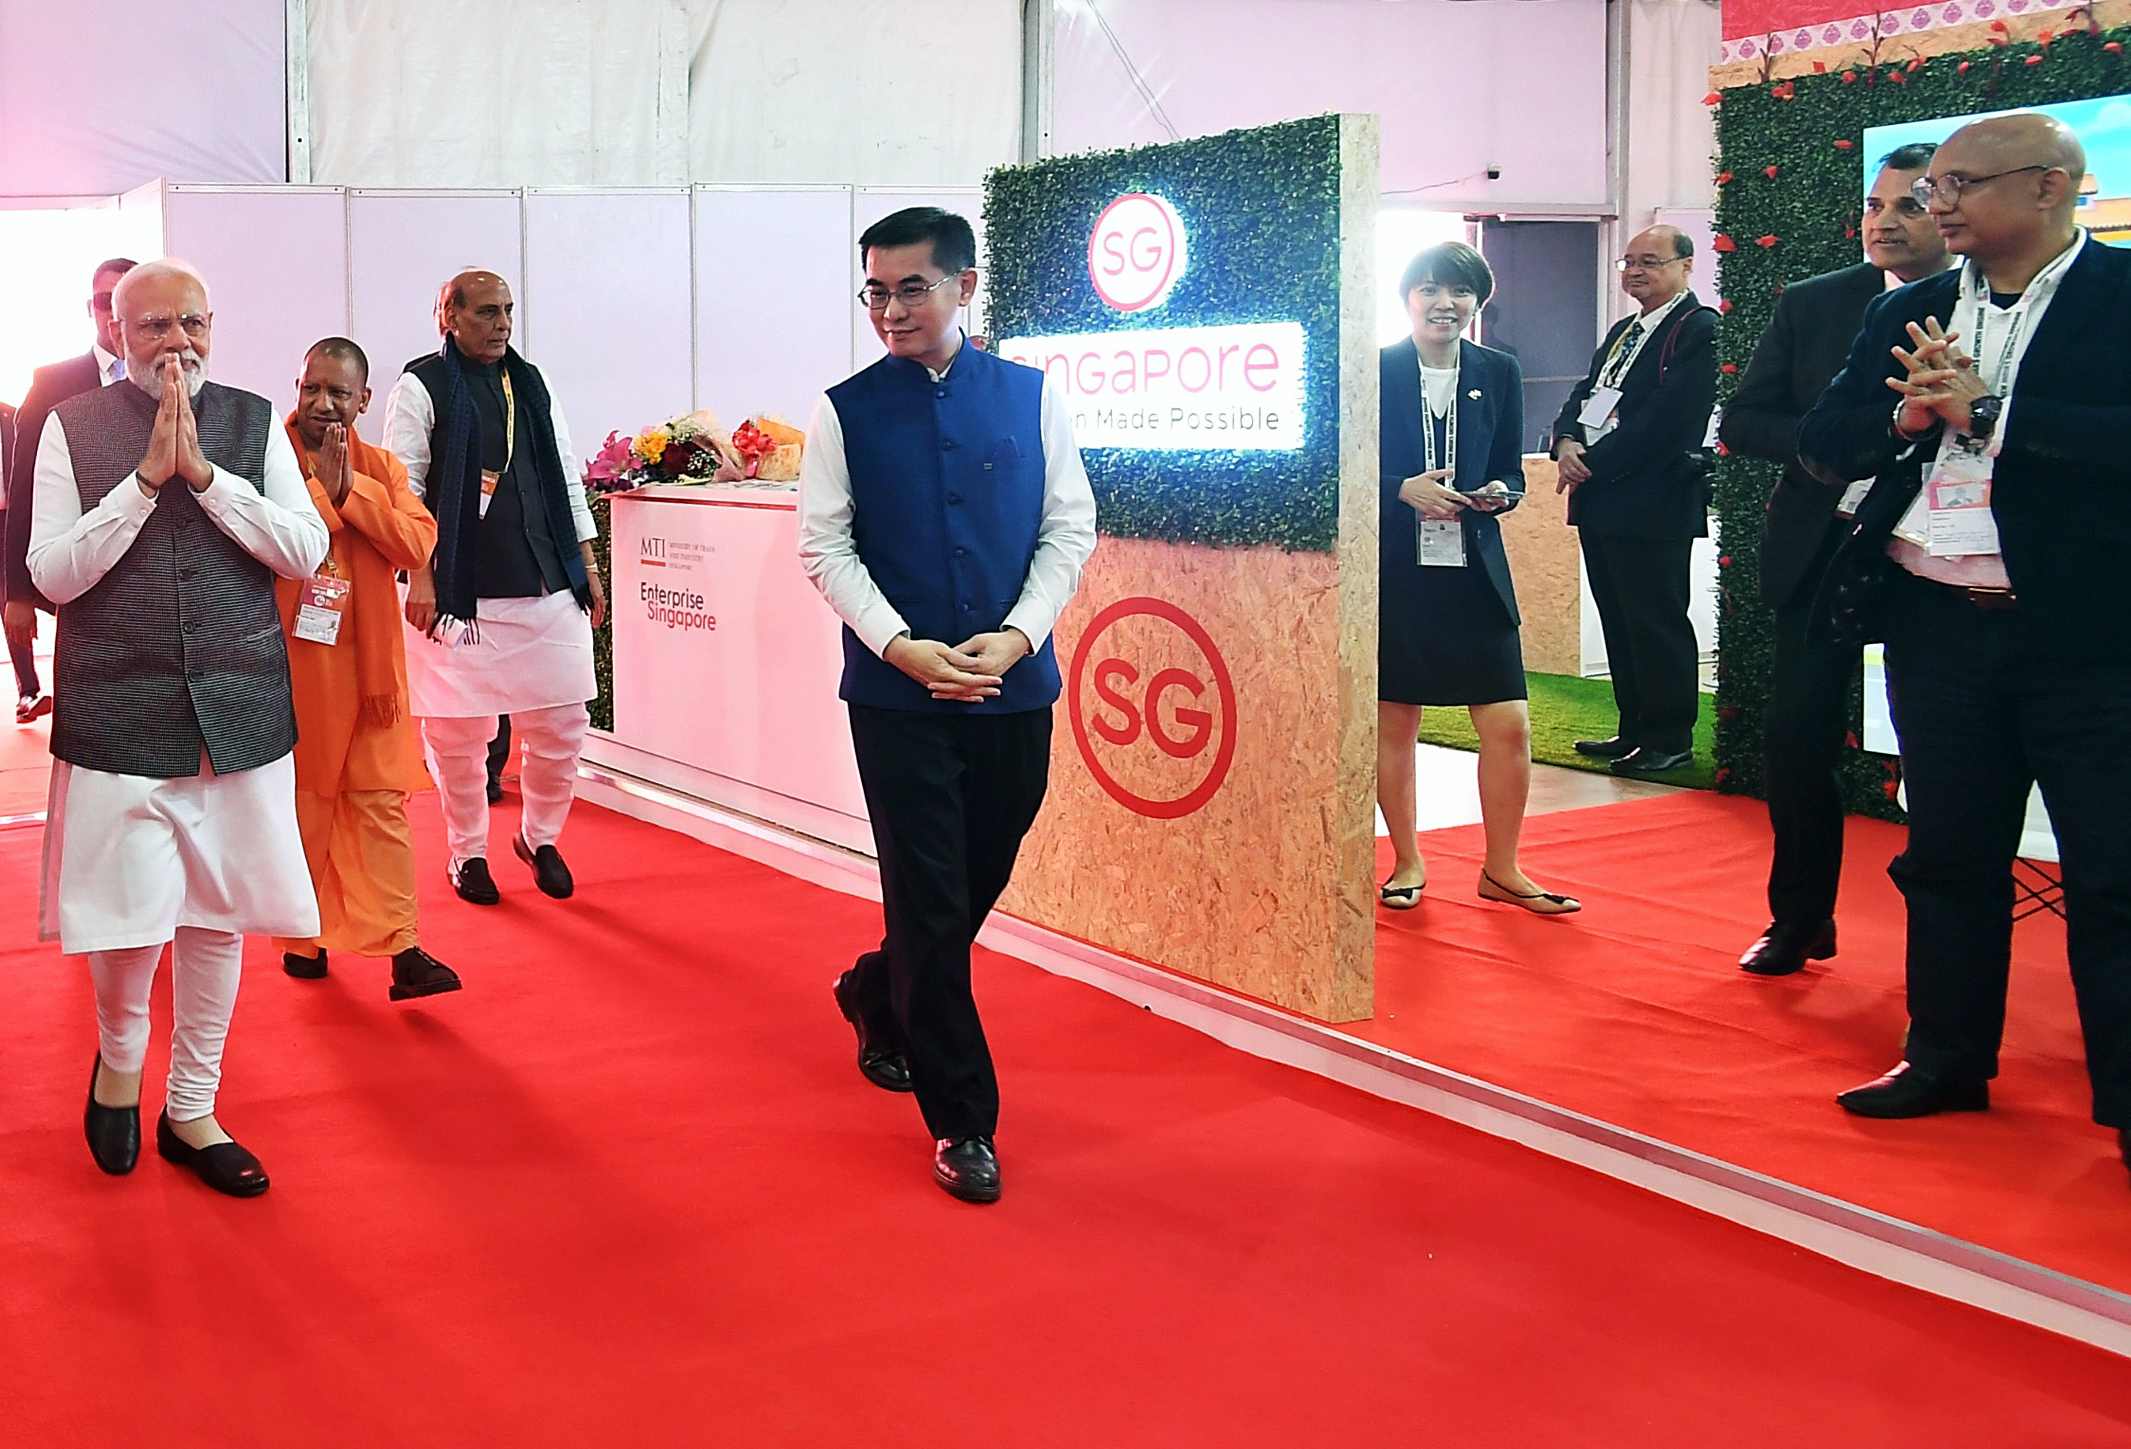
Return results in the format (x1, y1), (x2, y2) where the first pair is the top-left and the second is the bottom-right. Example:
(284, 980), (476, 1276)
(7, 618), (36, 699)
(487, 715), (511, 787)
(846, 704), (1053, 1141)
(1763, 579), (1860, 928)
(1580, 530), (1699, 755)
(1883, 571), (2131, 1127)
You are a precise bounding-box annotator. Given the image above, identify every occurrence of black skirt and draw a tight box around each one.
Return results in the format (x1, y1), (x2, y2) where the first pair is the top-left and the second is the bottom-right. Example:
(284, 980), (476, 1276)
(1378, 503), (1526, 706)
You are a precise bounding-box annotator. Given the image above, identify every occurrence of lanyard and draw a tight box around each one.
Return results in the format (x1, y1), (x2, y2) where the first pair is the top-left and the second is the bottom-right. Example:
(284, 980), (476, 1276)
(498, 367), (518, 474)
(1598, 315), (1647, 388)
(1960, 232), (2081, 401)
(1421, 362), (1458, 478)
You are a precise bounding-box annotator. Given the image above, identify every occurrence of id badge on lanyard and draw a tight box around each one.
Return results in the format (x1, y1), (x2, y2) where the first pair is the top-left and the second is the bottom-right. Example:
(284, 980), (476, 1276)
(480, 368), (519, 519)
(1417, 367), (1466, 568)
(294, 569), (352, 646)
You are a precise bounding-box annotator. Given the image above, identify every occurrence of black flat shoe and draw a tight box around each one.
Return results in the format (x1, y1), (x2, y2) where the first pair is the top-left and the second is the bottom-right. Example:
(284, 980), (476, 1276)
(1573, 735), (1637, 759)
(85, 1055), (139, 1175)
(1740, 919), (1836, 977)
(1610, 746), (1694, 776)
(451, 857), (501, 906)
(156, 1111), (270, 1198)
(282, 948), (328, 980)
(934, 1135), (1002, 1203)
(1837, 1061), (1989, 1119)
(833, 970), (913, 1092)
(389, 946), (463, 1002)
(514, 834), (574, 899)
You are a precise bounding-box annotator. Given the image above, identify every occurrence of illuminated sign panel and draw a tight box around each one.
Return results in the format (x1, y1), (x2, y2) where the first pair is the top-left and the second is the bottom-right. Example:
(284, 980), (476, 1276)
(997, 322), (1304, 451)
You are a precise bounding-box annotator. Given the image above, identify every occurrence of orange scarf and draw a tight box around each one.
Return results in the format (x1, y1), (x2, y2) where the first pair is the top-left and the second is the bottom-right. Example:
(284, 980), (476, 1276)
(284, 417), (410, 730)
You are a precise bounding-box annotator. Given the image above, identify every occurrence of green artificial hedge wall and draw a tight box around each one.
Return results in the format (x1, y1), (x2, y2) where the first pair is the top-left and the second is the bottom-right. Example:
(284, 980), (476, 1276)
(985, 115), (1344, 552)
(1712, 24), (2131, 818)
(590, 503), (614, 731)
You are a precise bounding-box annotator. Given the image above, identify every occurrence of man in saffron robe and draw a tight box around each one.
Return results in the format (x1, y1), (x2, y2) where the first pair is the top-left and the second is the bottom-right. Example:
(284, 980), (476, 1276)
(273, 338), (462, 1001)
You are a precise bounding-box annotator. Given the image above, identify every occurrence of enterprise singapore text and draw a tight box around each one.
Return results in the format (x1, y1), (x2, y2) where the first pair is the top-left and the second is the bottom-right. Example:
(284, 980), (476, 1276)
(997, 322), (1304, 451)
(642, 581), (717, 632)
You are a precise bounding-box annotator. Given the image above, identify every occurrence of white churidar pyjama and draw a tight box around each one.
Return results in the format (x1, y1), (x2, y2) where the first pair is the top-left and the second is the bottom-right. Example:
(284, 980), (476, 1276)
(422, 704), (589, 866)
(90, 927), (245, 1122)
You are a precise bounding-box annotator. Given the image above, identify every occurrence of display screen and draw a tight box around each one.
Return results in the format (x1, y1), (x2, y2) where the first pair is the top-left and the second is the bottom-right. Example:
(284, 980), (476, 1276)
(1864, 93), (2131, 243)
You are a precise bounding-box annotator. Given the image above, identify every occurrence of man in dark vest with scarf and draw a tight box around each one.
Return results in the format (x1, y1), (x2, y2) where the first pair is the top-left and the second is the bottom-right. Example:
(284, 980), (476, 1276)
(799, 207), (1097, 1203)
(384, 270), (606, 907)
(28, 259), (330, 1198)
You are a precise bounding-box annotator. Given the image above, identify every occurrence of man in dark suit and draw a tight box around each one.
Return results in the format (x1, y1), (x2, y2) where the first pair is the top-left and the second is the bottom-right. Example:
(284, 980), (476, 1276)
(1552, 226), (1718, 776)
(1720, 144), (1951, 977)
(5, 256), (136, 721)
(1799, 113), (2131, 1179)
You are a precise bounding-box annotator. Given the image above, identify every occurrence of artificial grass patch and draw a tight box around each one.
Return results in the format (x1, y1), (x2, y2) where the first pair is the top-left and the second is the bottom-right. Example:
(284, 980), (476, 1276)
(1415, 672), (1718, 790)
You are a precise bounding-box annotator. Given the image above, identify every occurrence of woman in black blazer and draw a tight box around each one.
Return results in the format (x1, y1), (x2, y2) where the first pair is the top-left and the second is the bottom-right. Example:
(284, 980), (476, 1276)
(1378, 242), (1578, 915)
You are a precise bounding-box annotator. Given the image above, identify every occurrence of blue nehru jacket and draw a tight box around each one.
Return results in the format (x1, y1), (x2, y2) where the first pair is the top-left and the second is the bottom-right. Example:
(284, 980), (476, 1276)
(827, 346), (1060, 714)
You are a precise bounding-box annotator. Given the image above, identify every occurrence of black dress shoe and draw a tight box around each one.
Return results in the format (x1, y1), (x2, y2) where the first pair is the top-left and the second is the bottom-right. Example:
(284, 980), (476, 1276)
(85, 1055), (139, 1175)
(833, 970), (913, 1092)
(451, 857), (500, 906)
(514, 834), (574, 899)
(934, 1135), (1002, 1203)
(1740, 919), (1837, 977)
(389, 946), (463, 1002)
(2119, 1129), (2130, 1182)
(1573, 735), (1637, 759)
(1611, 746), (1694, 776)
(282, 948), (328, 980)
(156, 1111), (270, 1198)
(1837, 1061), (1989, 1118)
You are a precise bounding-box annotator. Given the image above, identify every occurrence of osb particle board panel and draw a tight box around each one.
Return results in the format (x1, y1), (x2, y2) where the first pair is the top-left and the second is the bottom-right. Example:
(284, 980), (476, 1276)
(1498, 455), (1582, 677)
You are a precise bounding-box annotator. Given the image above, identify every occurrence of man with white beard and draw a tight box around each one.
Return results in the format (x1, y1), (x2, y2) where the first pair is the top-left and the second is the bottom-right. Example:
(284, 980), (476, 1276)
(29, 258), (328, 1198)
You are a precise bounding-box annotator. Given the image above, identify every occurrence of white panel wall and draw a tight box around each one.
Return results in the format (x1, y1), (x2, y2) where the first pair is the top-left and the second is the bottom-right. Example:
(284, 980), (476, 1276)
(163, 187), (350, 409)
(348, 192), (523, 393)
(849, 189), (984, 369)
(523, 189), (693, 459)
(694, 188), (854, 431)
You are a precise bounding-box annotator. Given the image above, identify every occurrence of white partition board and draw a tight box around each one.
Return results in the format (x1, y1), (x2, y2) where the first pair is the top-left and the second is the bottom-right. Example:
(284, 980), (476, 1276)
(524, 189), (693, 457)
(163, 187), (350, 408)
(349, 192), (523, 393)
(850, 189), (983, 367)
(693, 188), (853, 429)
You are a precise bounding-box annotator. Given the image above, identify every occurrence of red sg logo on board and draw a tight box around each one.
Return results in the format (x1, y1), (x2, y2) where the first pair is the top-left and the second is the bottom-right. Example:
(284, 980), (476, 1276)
(1087, 193), (1187, 313)
(1068, 597), (1237, 819)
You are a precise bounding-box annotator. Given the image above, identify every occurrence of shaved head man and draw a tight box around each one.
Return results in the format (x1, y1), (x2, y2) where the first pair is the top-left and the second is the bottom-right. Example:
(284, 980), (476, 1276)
(1798, 111), (2131, 1182)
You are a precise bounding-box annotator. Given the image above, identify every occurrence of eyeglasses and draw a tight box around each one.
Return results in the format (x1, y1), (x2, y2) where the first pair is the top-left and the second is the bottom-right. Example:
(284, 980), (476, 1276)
(127, 313), (210, 343)
(1615, 255), (1685, 272)
(1911, 166), (2053, 207)
(858, 274), (965, 311)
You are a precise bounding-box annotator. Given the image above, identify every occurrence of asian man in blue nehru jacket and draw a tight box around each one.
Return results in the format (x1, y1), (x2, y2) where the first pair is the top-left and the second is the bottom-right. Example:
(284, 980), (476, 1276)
(800, 207), (1097, 1203)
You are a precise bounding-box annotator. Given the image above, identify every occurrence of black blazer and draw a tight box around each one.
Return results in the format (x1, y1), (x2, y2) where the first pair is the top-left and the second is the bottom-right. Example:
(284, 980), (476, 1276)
(1799, 237), (2131, 662)
(5, 351), (104, 610)
(1719, 261), (1887, 608)
(1551, 291), (1718, 539)
(1380, 337), (1527, 624)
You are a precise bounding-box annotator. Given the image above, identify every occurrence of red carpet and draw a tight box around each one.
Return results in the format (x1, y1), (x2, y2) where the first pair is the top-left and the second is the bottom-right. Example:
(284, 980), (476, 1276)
(1, 796), (2128, 1445)
(1369, 791), (2131, 1297)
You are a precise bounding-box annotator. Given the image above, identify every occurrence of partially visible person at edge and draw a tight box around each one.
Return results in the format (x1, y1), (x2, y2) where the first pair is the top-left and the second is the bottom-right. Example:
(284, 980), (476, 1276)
(274, 337), (463, 1003)
(1376, 241), (1579, 919)
(383, 270), (606, 909)
(1720, 142), (1953, 979)
(5, 256), (137, 722)
(1799, 112), (2131, 1183)
(29, 259), (329, 1198)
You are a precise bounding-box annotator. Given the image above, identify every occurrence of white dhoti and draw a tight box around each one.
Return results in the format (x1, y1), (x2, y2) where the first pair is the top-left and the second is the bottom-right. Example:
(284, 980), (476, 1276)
(404, 590), (595, 868)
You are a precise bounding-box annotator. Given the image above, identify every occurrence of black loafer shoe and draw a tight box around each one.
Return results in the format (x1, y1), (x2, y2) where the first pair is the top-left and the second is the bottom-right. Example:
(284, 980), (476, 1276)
(934, 1135), (1002, 1203)
(451, 857), (501, 906)
(282, 948), (328, 980)
(1740, 919), (1837, 977)
(1837, 1061), (1989, 1118)
(513, 834), (575, 899)
(85, 1055), (139, 1175)
(156, 1111), (270, 1198)
(389, 946), (463, 1002)
(833, 970), (913, 1092)
(1573, 735), (1637, 759)
(1611, 746), (1694, 776)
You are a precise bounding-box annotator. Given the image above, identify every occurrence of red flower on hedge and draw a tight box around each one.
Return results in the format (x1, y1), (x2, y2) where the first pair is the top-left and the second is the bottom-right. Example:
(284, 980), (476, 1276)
(1712, 234), (1737, 252)
(1718, 554), (1733, 567)
(1755, 234), (1779, 248)
(1716, 170), (1734, 186)
(1703, 91), (1722, 105)
(2108, 42), (2125, 54)
(1833, 139), (1855, 150)
(1719, 298), (1734, 313)
(1959, 60), (1972, 72)
(1846, 731), (1861, 749)
(1721, 363), (1739, 373)
(1716, 768), (1733, 784)
(1763, 165), (1780, 178)
(2027, 54), (2045, 65)
(1842, 69), (1857, 83)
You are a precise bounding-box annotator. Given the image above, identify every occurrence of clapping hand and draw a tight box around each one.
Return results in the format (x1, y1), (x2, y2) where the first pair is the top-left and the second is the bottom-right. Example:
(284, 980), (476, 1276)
(1888, 317), (1987, 434)
(1398, 468), (1467, 519)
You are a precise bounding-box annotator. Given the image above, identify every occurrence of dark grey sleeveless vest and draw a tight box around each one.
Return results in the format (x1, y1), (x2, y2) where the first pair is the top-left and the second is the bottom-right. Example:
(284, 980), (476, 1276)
(50, 380), (299, 778)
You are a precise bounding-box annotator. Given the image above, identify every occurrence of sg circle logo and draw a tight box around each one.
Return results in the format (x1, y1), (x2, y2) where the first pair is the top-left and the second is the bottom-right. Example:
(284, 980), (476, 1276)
(1068, 597), (1236, 819)
(1087, 193), (1187, 313)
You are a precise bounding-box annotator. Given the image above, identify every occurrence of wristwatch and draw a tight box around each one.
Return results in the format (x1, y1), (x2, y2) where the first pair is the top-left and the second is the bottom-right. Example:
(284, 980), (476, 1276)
(1968, 393), (2004, 440)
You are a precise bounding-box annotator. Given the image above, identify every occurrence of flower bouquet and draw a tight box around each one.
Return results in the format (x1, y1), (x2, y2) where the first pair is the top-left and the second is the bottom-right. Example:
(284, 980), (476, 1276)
(583, 409), (805, 496)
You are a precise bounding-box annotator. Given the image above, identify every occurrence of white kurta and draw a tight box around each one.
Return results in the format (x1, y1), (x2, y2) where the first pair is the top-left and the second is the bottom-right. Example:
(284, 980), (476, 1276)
(383, 359), (600, 719)
(28, 402), (329, 953)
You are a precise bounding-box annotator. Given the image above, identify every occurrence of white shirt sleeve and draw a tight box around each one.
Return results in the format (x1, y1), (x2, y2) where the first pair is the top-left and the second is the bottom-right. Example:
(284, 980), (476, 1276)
(1001, 375), (1099, 652)
(27, 412), (158, 605)
(193, 423), (330, 580)
(383, 371), (436, 500)
(797, 394), (911, 656)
